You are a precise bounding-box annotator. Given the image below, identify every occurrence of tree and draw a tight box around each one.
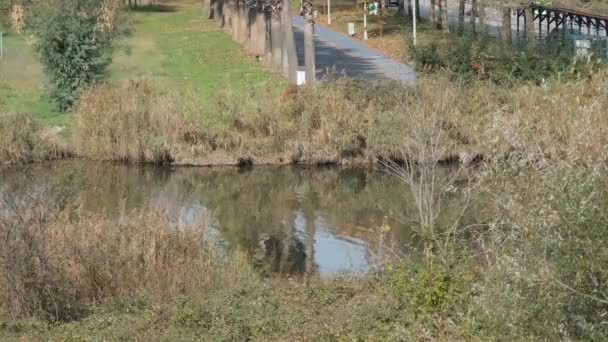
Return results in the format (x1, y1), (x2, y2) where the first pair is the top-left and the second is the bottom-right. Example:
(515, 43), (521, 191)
(26, 0), (115, 111)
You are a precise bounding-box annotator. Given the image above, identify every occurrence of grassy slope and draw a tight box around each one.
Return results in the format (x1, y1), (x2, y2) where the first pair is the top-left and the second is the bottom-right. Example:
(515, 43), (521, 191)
(0, 0), (283, 127)
(110, 0), (283, 103)
(0, 26), (68, 126)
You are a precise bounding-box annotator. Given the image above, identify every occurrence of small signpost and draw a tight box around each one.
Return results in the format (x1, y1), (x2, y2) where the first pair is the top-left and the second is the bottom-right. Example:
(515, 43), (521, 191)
(362, 1), (370, 40)
(368, 2), (378, 15)
(412, 0), (417, 46)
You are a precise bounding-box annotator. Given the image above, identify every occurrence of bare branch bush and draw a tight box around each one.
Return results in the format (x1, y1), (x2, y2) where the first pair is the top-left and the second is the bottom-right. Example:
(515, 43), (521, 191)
(380, 82), (475, 263)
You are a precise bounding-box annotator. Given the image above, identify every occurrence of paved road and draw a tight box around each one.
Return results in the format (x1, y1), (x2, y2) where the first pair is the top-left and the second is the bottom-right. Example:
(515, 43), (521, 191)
(291, 16), (417, 83)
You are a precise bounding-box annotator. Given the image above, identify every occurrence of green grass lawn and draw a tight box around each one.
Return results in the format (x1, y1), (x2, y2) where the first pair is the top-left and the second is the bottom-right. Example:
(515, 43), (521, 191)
(0, 26), (69, 126)
(0, 0), (284, 128)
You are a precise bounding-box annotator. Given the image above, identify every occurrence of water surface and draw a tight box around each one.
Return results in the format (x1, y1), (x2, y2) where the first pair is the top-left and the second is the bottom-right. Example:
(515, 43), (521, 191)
(1, 161), (468, 277)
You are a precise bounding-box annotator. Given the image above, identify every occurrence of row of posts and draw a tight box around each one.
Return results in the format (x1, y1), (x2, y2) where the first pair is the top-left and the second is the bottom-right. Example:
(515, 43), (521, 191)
(205, 0), (316, 85)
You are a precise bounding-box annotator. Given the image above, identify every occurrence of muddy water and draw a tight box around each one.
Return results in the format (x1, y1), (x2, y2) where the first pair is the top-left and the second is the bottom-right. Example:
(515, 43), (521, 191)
(0, 161), (470, 277)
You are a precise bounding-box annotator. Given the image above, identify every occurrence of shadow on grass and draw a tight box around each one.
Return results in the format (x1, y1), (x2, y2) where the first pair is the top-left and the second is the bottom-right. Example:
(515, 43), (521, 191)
(128, 4), (177, 13)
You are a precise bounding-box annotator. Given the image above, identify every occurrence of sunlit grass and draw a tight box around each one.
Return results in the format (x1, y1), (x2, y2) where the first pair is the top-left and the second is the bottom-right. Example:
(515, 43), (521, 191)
(0, 0), (284, 130)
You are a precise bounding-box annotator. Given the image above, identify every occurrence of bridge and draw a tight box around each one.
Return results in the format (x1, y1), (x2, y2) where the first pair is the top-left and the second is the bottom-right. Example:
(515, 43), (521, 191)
(514, 3), (608, 38)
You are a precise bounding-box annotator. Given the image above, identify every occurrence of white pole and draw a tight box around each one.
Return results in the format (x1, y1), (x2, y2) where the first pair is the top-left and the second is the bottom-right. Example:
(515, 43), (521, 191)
(412, 0), (417, 46)
(363, 2), (368, 40)
(327, 0), (331, 25)
(0, 32), (3, 60)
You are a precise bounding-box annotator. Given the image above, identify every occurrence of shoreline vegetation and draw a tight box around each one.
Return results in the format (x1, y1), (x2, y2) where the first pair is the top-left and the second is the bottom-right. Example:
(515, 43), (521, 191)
(3, 69), (608, 167)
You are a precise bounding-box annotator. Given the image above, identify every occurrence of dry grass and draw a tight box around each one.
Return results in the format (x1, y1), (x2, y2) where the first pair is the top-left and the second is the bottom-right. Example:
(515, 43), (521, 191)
(471, 73), (608, 163)
(71, 71), (608, 166)
(0, 113), (70, 166)
(0, 192), (255, 322)
(75, 80), (205, 163)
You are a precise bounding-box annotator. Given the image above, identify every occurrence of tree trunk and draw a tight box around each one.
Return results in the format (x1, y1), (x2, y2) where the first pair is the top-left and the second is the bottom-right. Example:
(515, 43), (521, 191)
(379, 0), (384, 36)
(441, 0), (448, 33)
(216, 0), (224, 26)
(303, 21), (315, 84)
(304, 20), (315, 84)
(470, 0), (476, 33)
(478, 0), (485, 33)
(246, 7), (255, 54)
(238, 4), (248, 44)
(407, 0), (411, 17)
(208, 0), (215, 18)
(281, 0), (298, 84)
(231, 0), (239, 41)
(270, 13), (282, 71)
(255, 9), (266, 57)
(502, 6), (512, 44)
(415, 0), (420, 19)
(458, 0), (465, 34)
(525, 5), (535, 46)
(430, 0), (435, 23)
(264, 10), (272, 63)
(398, 0), (405, 17)
(302, 0), (316, 84)
(223, 0), (232, 33)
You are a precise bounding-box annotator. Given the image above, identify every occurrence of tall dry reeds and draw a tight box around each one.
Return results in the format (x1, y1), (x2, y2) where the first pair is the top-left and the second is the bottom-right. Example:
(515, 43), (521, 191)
(75, 80), (204, 163)
(0, 192), (254, 322)
(0, 113), (69, 166)
(71, 72), (608, 166)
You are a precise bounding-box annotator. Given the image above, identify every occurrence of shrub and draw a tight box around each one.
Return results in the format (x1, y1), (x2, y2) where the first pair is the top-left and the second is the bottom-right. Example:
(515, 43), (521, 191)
(410, 32), (605, 84)
(25, 0), (116, 110)
(388, 260), (473, 317)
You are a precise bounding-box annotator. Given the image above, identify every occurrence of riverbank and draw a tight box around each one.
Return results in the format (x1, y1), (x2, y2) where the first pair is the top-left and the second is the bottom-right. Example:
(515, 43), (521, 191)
(3, 69), (607, 168)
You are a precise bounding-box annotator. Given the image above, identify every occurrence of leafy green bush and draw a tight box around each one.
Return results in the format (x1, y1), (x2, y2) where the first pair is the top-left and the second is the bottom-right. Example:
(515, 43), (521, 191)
(25, 0), (115, 111)
(387, 261), (473, 317)
(410, 32), (604, 84)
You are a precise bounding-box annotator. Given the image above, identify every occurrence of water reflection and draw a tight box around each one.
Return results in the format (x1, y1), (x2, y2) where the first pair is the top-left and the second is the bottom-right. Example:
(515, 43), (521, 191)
(1, 161), (469, 277)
